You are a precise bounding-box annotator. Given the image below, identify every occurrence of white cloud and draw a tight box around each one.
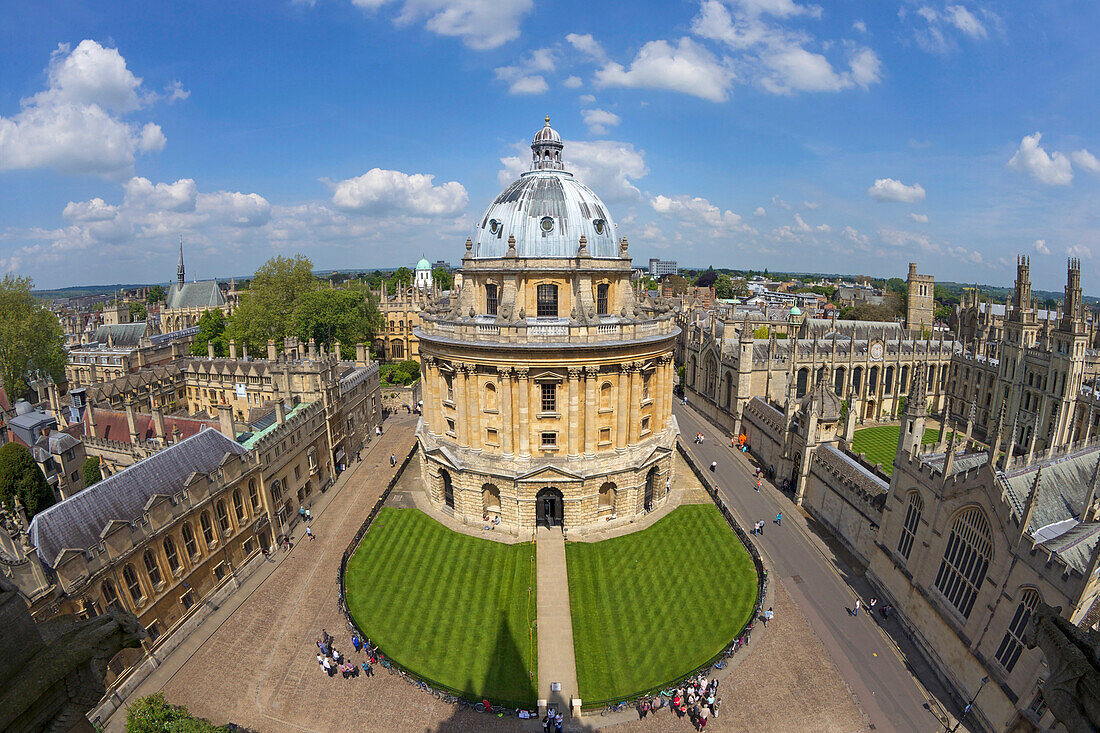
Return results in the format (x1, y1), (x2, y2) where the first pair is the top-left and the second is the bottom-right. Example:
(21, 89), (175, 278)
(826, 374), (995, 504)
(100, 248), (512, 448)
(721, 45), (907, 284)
(581, 108), (620, 135)
(579, 94), (596, 103)
(62, 198), (118, 222)
(499, 138), (649, 202)
(1067, 244), (1092, 260)
(852, 20), (866, 32)
(164, 80), (190, 103)
(868, 178), (926, 203)
(331, 168), (468, 216)
(1033, 239), (1050, 255)
(803, 200), (820, 209)
(350, 0), (533, 50)
(771, 195), (792, 210)
(944, 5), (986, 38)
(563, 75), (583, 88)
(909, 212), (929, 223)
(754, 206), (766, 216)
(1072, 149), (1100, 174)
(843, 225), (869, 246)
(793, 212), (811, 231)
(124, 177), (198, 212)
(528, 47), (556, 72)
(1008, 133), (1073, 186)
(566, 33), (606, 62)
(651, 193), (749, 231)
(594, 38), (734, 102)
(494, 65), (548, 94)
(0, 40), (169, 178)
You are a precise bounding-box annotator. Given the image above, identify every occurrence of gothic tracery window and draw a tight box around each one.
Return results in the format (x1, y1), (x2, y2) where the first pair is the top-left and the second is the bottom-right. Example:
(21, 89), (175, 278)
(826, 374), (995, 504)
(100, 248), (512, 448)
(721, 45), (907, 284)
(934, 507), (992, 619)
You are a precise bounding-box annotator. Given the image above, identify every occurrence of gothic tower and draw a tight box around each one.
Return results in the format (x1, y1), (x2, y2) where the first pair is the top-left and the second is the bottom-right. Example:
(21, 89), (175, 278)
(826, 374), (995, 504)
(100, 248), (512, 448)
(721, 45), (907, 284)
(905, 262), (934, 332)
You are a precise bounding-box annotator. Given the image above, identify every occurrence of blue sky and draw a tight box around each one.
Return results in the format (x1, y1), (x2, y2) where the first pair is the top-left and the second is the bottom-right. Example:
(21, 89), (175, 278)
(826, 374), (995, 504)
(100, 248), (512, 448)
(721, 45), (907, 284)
(2, 1), (1099, 293)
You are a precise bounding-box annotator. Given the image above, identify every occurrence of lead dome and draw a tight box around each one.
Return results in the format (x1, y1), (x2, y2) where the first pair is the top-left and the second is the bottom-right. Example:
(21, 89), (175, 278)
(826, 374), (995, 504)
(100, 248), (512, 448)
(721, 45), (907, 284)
(472, 117), (620, 259)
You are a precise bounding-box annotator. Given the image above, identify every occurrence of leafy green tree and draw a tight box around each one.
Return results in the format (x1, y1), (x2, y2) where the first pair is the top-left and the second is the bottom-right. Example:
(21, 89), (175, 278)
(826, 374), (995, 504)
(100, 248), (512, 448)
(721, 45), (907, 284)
(146, 284), (166, 304)
(389, 267), (412, 289)
(228, 255), (317, 355)
(0, 274), (66, 401)
(431, 267), (453, 290)
(713, 274), (734, 299)
(126, 693), (226, 733)
(730, 277), (751, 298)
(292, 288), (381, 349)
(191, 310), (229, 357)
(664, 274), (690, 295)
(695, 267), (718, 288)
(0, 442), (55, 518)
(82, 456), (103, 487)
(128, 301), (147, 321)
(380, 359), (421, 385)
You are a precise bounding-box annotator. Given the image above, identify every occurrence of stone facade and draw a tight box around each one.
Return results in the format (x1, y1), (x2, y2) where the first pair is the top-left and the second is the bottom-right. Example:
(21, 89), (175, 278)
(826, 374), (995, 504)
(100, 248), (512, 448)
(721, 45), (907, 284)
(415, 119), (680, 532)
(906, 261), (935, 332)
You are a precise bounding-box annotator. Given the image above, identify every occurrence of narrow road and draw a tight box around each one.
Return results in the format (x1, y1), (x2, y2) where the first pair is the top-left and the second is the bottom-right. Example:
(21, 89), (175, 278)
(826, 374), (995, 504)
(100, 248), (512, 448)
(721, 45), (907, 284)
(674, 402), (964, 733)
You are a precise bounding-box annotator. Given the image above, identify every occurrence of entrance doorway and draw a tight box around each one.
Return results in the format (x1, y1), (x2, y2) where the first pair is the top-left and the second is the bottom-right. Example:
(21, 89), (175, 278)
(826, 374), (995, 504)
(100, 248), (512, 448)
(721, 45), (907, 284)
(536, 487), (564, 528)
(644, 467), (657, 511)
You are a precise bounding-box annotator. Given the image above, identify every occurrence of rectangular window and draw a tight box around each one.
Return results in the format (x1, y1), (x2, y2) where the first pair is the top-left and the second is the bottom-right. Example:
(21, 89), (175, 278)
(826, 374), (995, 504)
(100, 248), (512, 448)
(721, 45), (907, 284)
(486, 284), (498, 316)
(541, 432), (557, 447)
(536, 284), (558, 318)
(146, 623), (160, 642)
(180, 590), (195, 610)
(541, 383), (557, 413)
(596, 283), (609, 315)
(486, 428), (498, 444)
(214, 563), (227, 581)
(446, 418), (456, 436)
(599, 427), (611, 444)
(446, 374), (454, 402)
(295, 465), (301, 481)
(641, 416), (651, 434)
(243, 538), (255, 555)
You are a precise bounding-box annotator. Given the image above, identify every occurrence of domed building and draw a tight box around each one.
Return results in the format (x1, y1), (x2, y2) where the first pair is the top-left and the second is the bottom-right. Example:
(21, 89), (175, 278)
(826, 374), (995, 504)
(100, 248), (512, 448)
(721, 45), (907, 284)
(415, 117), (680, 530)
(414, 256), (432, 290)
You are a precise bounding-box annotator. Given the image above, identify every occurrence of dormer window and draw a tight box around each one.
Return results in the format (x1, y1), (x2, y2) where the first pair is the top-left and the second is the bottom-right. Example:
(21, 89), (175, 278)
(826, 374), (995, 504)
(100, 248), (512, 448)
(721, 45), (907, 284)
(594, 218), (605, 235)
(489, 219), (500, 235)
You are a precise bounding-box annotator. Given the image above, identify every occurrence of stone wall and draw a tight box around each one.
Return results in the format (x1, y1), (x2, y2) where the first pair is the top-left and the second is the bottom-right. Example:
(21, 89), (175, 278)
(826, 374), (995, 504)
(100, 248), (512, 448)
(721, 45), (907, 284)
(740, 397), (785, 472)
(380, 380), (421, 412)
(804, 445), (887, 564)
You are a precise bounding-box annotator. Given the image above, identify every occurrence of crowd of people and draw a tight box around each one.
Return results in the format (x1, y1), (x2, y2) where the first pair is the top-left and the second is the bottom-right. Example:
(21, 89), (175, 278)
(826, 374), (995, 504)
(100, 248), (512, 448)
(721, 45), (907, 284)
(314, 628), (377, 680)
(632, 673), (723, 730)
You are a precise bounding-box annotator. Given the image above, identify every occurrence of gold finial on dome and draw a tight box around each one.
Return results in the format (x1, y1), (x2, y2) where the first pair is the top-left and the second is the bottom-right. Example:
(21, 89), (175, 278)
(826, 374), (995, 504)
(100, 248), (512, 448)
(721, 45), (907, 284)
(545, 114), (550, 125)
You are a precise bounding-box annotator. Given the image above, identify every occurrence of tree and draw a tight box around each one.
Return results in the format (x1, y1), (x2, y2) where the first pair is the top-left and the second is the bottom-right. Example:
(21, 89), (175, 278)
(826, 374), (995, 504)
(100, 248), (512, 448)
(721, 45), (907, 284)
(0, 274), (66, 401)
(292, 288), (381, 349)
(228, 255), (317, 355)
(389, 267), (412, 290)
(191, 310), (229, 357)
(82, 456), (102, 487)
(126, 693), (226, 733)
(665, 274), (690, 295)
(0, 442), (55, 518)
(128, 301), (147, 321)
(895, 396), (907, 418)
(146, 284), (166, 304)
(695, 267), (718, 288)
(431, 267), (453, 290)
(730, 277), (751, 298)
(380, 359), (421, 386)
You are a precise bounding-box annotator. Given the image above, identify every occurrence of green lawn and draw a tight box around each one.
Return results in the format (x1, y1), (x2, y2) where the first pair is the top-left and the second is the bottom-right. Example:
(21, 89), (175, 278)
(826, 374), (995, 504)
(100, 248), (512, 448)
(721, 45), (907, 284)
(565, 505), (757, 704)
(344, 508), (537, 706)
(851, 425), (946, 475)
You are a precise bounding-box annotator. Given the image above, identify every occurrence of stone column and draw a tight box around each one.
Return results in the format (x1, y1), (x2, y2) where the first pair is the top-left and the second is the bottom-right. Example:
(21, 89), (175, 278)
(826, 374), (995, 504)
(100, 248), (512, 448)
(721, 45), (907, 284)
(584, 366), (598, 455)
(530, 376), (542, 452)
(499, 367), (513, 456)
(467, 364), (481, 450)
(658, 354), (672, 431)
(423, 356), (438, 435)
(628, 361), (642, 444)
(516, 367), (530, 457)
(615, 364), (629, 450)
(456, 362), (469, 447)
(567, 367), (581, 457)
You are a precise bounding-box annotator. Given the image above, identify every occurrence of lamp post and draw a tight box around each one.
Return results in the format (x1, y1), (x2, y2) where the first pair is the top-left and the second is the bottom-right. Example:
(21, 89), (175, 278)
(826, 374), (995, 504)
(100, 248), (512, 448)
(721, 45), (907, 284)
(949, 675), (990, 732)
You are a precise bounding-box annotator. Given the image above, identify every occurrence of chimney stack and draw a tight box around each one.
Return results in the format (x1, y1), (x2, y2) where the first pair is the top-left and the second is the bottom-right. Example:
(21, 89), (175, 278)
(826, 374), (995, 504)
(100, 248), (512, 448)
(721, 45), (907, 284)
(308, 338), (317, 360)
(86, 400), (97, 439)
(218, 403), (235, 439)
(275, 398), (286, 426)
(153, 406), (167, 443)
(335, 342), (342, 362)
(229, 339), (237, 360)
(356, 343), (368, 366)
(267, 339), (277, 361)
(241, 342), (248, 360)
(208, 341), (215, 359)
(125, 398), (139, 445)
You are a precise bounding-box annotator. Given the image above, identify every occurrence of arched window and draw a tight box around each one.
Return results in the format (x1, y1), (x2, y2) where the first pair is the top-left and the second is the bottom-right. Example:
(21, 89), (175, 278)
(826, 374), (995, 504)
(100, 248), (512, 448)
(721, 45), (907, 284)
(486, 284), (498, 316)
(852, 366), (863, 392)
(249, 479), (260, 510)
(596, 283), (609, 315)
(123, 564), (143, 604)
(482, 483), (500, 514)
(164, 536), (180, 572)
(900, 364), (910, 392)
(600, 382), (612, 410)
(484, 382), (497, 410)
(796, 368), (809, 398)
(200, 511), (215, 545)
(216, 500), (231, 533)
(898, 491), (923, 560)
(834, 366), (846, 396)
(934, 507), (992, 619)
(445, 373), (454, 402)
(869, 366), (879, 392)
(598, 482), (616, 512)
(995, 589), (1040, 672)
(233, 489), (245, 522)
(143, 549), (162, 587)
(885, 365), (894, 395)
(643, 372), (652, 401)
(537, 284), (558, 317)
(102, 579), (119, 608)
(182, 522), (198, 557)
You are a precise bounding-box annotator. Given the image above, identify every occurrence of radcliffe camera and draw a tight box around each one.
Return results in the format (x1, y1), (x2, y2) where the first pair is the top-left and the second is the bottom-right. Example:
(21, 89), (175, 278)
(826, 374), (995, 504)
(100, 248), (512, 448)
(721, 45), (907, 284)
(1, 5), (1098, 733)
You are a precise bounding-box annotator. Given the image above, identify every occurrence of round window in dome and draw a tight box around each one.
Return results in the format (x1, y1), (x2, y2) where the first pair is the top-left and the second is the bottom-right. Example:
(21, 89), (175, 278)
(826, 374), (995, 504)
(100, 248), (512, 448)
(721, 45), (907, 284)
(489, 219), (499, 235)
(593, 218), (605, 235)
(540, 216), (554, 233)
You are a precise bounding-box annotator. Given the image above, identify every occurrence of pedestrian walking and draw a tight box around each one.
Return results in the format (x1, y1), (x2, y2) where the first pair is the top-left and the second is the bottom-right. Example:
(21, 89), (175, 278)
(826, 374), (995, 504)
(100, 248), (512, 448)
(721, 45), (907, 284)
(304, 508), (312, 522)
(299, 506), (305, 520)
(710, 461), (717, 472)
(352, 635), (362, 653)
(869, 597), (877, 612)
(853, 598), (861, 616)
(362, 660), (374, 676)
(554, 711), (564, 733)
(775, 512), (782, 526)
(763, 607), (774, 627)
(758, 519), (764, 536)
(306, 526), (315, 541)
(390, 453), (397, 467)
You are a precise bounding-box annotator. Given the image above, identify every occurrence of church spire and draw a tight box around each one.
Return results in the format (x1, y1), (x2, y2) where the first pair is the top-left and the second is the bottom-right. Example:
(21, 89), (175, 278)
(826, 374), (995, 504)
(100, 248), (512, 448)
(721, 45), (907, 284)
(177, 235), (186, 285)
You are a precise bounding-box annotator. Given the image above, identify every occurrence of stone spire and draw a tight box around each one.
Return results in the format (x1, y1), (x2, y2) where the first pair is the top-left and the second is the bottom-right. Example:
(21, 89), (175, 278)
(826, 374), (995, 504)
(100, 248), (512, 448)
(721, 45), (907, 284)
(177, 234), (186, 285)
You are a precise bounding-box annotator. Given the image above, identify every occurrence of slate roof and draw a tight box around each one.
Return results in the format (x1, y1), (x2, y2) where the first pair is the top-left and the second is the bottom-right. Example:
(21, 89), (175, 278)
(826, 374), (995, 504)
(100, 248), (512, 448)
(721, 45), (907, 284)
(922, 451), (990, 477)
(165, 281), (226, 310)
(27, 428), (247, 566)
(90, 323), (148, 347)
(81, 408), (217, 445)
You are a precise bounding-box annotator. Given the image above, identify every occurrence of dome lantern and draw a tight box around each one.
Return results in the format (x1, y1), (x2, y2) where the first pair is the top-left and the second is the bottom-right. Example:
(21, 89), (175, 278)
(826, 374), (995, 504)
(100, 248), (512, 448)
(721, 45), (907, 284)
(531, 115), (564, 171)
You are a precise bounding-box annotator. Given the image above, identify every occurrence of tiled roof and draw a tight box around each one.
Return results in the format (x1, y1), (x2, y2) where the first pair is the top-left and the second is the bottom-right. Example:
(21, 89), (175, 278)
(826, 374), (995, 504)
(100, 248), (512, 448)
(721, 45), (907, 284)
(83, 408), (217, 445)
(165, 281), (226, 310)
(1001, 444), (1100, 529)
(27, 428), (247, 566)
(241, 402), (311, 449)
(91, 323), (148, 347)
(1037, 522), (1100, 574)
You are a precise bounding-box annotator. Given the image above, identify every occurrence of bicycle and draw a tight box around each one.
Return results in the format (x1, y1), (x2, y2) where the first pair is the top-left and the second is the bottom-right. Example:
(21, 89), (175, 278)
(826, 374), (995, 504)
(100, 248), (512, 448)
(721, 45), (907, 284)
(602, 701), (629, 716)
(713, 659), (727, 670)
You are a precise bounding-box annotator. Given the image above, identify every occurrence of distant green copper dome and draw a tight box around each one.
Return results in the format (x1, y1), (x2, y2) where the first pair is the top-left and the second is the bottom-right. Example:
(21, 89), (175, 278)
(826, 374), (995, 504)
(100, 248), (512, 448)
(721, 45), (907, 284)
(789, 305), (802, 316)
(415, 257), (431, 271)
